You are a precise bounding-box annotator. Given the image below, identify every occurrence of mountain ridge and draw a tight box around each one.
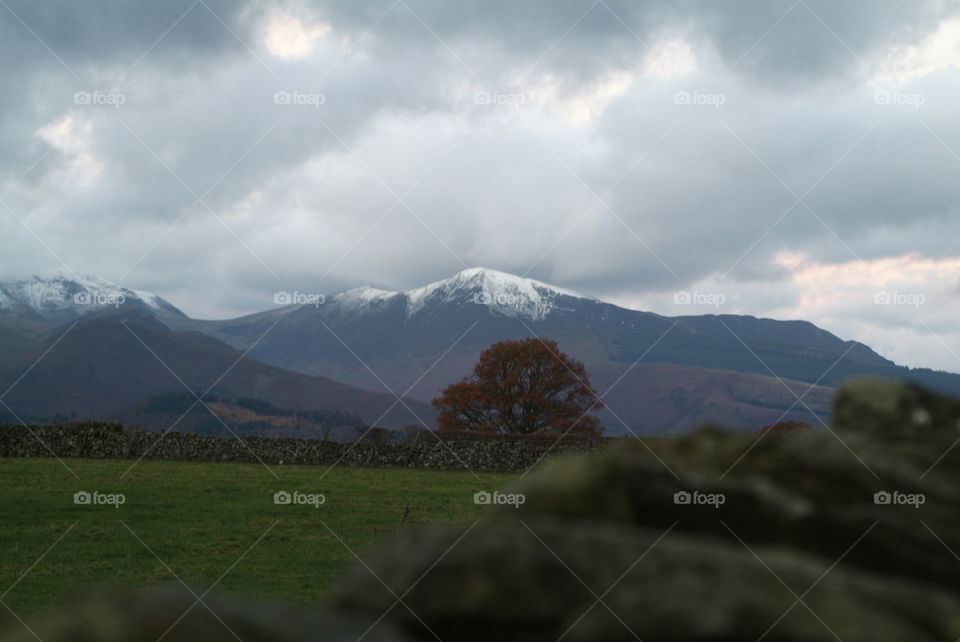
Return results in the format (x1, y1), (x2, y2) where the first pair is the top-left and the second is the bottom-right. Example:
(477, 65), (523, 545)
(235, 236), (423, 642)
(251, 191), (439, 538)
(0, 267), (955, 435)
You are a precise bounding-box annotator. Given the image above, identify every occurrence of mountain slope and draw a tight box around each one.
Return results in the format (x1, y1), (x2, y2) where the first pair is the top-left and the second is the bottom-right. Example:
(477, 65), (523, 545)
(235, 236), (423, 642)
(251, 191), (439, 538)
(0, 316), (50, 360)
(0, 310), (433, 429)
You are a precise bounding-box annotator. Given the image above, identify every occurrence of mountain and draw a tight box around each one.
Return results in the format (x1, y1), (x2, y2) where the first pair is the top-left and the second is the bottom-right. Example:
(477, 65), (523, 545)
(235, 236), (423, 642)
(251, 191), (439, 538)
(0, 309), (434, 430)
(174, 266), (960, 434)
(4, 267), (957, 435)
(0, 272), (186, 323)
(0, 272), (188, 361)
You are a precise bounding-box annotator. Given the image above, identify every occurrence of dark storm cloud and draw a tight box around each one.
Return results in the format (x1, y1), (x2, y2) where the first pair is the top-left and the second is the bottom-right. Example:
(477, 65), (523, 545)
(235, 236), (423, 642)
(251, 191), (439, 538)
(306, 0), (950, 82)
(0, 0), (258, 178)
(0, 0), (250, 63)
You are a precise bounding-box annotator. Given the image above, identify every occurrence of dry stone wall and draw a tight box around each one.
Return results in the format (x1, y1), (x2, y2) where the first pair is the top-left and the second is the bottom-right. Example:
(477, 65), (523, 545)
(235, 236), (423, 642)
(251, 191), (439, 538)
(0, 422), (607, 472)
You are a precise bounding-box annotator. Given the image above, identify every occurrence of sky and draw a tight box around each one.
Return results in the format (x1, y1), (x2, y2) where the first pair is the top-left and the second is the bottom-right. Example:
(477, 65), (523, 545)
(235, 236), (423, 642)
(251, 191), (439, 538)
(1, 0), (959, 372)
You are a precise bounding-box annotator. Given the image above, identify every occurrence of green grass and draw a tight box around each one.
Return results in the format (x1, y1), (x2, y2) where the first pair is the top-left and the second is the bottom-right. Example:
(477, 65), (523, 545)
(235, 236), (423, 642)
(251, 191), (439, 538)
(0, 458), (516, 616)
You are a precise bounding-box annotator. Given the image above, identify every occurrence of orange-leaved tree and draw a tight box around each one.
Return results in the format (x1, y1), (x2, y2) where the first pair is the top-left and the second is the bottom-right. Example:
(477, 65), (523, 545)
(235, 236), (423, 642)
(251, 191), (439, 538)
(432, 338), (604, 436)
(758, 420), (812, 437)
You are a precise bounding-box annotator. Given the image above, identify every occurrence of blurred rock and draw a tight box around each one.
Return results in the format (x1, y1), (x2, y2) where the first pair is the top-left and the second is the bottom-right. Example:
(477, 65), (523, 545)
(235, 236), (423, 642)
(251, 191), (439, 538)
(329, 379), (960, 640)
(329, 518), (960, 641)
(0, 587), (407, 642)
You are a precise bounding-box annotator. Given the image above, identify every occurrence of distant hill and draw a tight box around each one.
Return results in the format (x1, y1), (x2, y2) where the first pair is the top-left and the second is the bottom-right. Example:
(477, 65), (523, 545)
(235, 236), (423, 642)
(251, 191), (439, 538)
(0, 310), (434, 429)
(113, 393), (368, 440)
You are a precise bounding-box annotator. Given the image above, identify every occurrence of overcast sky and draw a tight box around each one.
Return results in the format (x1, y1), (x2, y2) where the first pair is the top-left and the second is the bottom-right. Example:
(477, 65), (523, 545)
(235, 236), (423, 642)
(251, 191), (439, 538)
(1, 0), (959, 371)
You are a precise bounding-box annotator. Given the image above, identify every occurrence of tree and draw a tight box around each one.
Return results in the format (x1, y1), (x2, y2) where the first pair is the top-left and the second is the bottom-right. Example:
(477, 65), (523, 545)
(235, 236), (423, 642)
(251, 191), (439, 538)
(758, 420), (811, 437)
(432, 338), (604, 436)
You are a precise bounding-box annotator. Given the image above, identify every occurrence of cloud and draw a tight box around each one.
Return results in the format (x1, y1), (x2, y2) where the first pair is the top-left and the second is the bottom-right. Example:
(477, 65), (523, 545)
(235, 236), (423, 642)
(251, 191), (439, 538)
(642, 38), (699, 78)
(263, 10), (333, 60)
(872, 15), (960, 83)
(34, 114), (102, 186)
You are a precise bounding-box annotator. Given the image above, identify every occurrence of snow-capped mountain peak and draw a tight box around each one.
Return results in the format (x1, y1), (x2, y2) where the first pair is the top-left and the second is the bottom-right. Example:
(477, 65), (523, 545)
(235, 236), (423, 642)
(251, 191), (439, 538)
(324, 267), (589, 321)
(0, 272), (182, 322)
(405, 267), (592, 319)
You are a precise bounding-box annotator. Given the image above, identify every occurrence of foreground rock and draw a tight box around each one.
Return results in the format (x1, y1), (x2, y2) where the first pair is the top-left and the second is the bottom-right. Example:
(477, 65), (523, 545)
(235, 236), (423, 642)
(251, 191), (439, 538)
(329, 518), (960, 641)
(328, 379), (960, 640)
(0, 587), (407, 642)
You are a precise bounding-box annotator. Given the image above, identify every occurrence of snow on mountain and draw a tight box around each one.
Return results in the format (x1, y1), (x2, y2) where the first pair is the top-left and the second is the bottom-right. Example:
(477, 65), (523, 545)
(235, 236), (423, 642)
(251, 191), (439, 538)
(0, 272), (181, 321)
(330, 286), (401, 308)
(328, 267), (595, 321)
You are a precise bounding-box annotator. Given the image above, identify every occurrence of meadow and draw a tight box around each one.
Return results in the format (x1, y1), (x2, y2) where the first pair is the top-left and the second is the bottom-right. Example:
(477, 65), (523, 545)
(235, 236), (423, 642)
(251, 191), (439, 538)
(0, 458), (515, 617)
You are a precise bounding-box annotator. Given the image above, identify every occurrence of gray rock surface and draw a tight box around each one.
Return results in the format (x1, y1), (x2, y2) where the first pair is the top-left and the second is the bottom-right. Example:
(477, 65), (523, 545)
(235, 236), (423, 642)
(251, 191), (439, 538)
(329, 518), (960, 641)
(0, 422), (603, 471)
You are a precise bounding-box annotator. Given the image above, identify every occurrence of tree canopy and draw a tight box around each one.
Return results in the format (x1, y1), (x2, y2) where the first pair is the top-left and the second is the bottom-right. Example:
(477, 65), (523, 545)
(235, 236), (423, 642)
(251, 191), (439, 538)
(432, 338), (603, 436)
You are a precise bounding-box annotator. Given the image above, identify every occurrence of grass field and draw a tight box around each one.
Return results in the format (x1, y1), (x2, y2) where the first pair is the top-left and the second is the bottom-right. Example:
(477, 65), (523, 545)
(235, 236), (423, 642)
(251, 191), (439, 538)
(0, 458), (516, 618)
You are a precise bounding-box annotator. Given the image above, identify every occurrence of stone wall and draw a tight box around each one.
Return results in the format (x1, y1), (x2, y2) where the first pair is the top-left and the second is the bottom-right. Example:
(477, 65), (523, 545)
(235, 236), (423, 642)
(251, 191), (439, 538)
(0, 422), (608, 472)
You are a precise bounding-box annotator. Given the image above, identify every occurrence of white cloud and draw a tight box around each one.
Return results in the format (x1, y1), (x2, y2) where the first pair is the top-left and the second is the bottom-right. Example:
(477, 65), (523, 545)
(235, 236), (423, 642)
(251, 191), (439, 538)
(642, 38), (698, 78)
(34, 114), (102, 187)
(872, 15), (960, 84)
(263, 11), (332, 60)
